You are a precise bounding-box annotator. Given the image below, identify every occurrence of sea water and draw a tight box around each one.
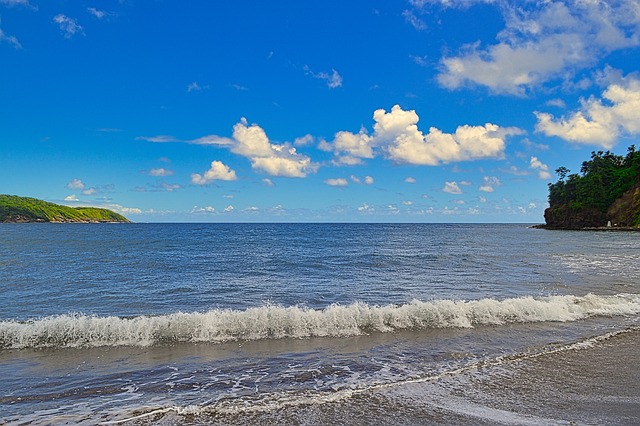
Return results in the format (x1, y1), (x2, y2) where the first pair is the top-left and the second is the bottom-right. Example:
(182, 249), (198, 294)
(1, 223), (639, 424)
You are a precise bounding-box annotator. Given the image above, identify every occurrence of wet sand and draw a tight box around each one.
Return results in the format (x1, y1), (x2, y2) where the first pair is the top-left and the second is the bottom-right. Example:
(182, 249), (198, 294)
(129, 328), (640, 425)
(230, 329), (640, 425)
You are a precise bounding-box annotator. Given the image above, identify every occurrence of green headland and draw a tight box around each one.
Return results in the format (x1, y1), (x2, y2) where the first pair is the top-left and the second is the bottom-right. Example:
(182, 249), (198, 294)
(542, 145), (640, 229)
(0, 194), (131, 223)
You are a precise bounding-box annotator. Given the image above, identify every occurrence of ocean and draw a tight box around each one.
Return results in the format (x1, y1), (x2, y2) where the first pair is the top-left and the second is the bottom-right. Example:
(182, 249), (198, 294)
(1, 223), (639, 425)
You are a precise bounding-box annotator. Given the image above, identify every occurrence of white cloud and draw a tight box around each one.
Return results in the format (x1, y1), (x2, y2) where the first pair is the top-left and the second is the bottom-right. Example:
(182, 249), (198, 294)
(82, 188), (96, 195)
(223, 205), (235, 213)
(66, 178), (85, 190)
(403, 9), (427, 31)
(187, 82), (202, 92)
(0, 0), (31, 5)
(403, 200), (414, 206)
(87, 8), (108, 19)
(358, 203), (373, 212)
(230, 118), (318, 177)
(191, 206), (216, 213)
(303, 65), (343, 89)
(529, 156), (552, 180)
(191, 160), (238, 185)
(262, 178), (274, 187)
(535, 73), (640, 148)
(149, 168), (174, 177)
(294, 134), (315, 146)
(479, 176), (502, 193)
(325, 105), (522, 165)
(528, 202), (537, 209)
(116, 206), (143, 215)
(431, 1), (640, 94)
(364, 175), (374, 185)
(545, 98), (566, 108)
(405, 176), (417, 183)
(53, 14), (84, 39)
(152, 119), (318, 179)
(350, 175), (361, 184)
(64, 194), (79, 202)
(161, 183), (181, 192)
(0, 28), (21, 49)
(443, 181), (462, 194)
(325, 178), (348, 187)
(136, 135), (181, 143)
(331, 128), (375, 160)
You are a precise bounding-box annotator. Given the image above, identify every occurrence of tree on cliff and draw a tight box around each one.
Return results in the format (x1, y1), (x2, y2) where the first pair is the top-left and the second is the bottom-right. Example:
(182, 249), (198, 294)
(545, 145), (640, 228)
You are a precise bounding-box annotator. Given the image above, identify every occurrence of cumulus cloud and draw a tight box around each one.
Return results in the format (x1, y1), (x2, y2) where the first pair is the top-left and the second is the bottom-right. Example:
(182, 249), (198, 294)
(229, 118), (318, 177)
(443, 181), (463, 194)
(405, 176), (417, 183)
(364, 175), (374, 185)
(294, 134), (315, 146)
(262, 178), (275, 187)
(82, 188), (97, 196)
(66, 178), (85, 190)
(64, 194), (79, 202)
(149, 168), (174, 177)
(325, 178), (348, 187)
(324, 105), (522, 166)
(223, 205), (235, 213)
(529, 156), (552, 179)
(535, 73), (640, 148)
(143, 119), (318, 178)
(53, 14), (84, 38)
(429, 1), (640, 95)
(191, 160), (238, 185)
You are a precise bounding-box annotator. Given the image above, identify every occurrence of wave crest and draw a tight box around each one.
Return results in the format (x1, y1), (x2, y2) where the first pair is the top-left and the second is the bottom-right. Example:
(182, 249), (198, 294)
(2, 293), (639, 349)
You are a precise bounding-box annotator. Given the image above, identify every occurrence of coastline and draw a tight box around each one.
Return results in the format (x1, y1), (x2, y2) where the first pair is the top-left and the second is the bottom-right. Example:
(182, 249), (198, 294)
(140, 328), (640, 425)
(531, 224), (640, 231)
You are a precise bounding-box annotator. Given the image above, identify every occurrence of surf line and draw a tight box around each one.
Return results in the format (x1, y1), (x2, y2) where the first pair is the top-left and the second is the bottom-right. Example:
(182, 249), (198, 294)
(98, 326), (640, 423)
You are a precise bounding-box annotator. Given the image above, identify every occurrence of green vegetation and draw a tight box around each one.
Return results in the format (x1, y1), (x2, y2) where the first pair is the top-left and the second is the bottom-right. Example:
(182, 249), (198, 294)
(0, 194), (131, 223)
(545, 145), (640, 228)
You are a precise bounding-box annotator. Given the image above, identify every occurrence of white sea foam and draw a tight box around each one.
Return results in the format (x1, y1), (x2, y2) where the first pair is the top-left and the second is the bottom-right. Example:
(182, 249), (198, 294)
(1, 293), (639, 349)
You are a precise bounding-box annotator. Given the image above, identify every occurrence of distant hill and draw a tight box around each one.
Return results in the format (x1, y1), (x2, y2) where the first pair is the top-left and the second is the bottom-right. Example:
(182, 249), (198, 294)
(0, 194), (131, 223)
(543, 146), (640, 229)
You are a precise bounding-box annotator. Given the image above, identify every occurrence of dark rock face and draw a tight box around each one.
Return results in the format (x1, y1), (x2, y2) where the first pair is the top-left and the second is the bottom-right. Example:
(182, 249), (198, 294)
(607, 184), (640, 227)
(544, 205), (608, 229)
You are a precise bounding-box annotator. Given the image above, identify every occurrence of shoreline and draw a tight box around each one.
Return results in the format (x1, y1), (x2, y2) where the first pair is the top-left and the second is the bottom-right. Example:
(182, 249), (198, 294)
(142, 328), (640, 425)
(531, 224), (640, 231)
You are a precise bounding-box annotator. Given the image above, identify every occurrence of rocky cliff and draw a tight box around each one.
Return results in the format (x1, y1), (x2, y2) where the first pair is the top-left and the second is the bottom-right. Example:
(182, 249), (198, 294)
(544, 181), (640, 229)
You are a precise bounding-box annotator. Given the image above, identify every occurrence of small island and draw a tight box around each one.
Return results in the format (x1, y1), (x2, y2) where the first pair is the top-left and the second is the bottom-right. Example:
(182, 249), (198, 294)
(539, 145), (640, 230)
(0, 194), (131, 223)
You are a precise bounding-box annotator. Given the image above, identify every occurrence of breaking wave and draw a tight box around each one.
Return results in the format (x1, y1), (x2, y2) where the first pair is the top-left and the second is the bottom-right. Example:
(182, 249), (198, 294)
(2, 293), (639, 349)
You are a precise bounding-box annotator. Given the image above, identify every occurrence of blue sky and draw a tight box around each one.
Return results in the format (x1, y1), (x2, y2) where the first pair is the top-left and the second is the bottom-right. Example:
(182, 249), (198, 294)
(2, 0), (640, 222)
